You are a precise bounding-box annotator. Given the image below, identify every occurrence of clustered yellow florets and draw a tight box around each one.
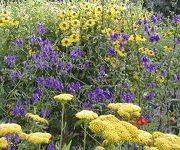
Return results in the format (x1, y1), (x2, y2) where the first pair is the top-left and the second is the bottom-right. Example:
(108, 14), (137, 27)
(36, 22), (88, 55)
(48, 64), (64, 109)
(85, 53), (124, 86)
(152, 132), (180, 150)
(53, 93), (74, 101)
(107, 103), (141, 118)
(94, 146), (106, 150)
(25, 113), (48, 124)
(0, 123), (22, 136)
(89, 115), (139, 143)
(25, 132), (52, 144)
(75, 110), (98, 120)
(0, 137), (8, 148)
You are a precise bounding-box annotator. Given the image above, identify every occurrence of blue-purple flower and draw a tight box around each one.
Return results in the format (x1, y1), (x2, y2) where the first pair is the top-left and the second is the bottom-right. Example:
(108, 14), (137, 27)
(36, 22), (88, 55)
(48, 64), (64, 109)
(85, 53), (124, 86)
(67, 82), (81, 93)
(149, 35), (160, 42)
(121, 91), (134, 103)
(31, 88), (43, 103)
(4, 56), (16, 67)
(70, 47), (84, 59)
(15, 38), (24, 47)
(36, 22), (46, 35)
(107, 47), (117, 56)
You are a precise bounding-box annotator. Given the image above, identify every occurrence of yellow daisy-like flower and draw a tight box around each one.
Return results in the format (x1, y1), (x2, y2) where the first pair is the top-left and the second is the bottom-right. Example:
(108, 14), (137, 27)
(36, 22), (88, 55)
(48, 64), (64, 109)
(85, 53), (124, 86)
(147, 50), (155, 56)
(54, 93), (74, 101)
(75, 110), (98, 120)
(0, 123), (22, 136)
(164, 46), (172, 51)
(0, 137), (8, 148)
(94, 6), (102, 15)
(61, 38), (72, 47)
(70, 33), (80, 43)
(25, 113), (48, 124)
(1, 11), (10, 16)
(57, 11), (65, 18)
(59, 21), (69, 30)
(71, 19), (80, 27)
(26, 132), (52, 144)
(85, 19), (96, 27)
(116, 49), (127, 57)
(0, 19), (4, 26)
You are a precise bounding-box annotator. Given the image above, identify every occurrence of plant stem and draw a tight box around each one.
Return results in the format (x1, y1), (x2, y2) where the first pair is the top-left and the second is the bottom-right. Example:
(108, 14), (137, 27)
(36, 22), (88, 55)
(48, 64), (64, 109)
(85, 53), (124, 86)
(60, 102), (65, 150)
(83, 123), (87, 150)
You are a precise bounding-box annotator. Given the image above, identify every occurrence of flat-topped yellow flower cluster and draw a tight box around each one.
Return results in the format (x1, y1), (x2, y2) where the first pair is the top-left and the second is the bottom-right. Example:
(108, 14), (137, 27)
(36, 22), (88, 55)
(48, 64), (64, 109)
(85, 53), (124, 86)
(0, 137), (8, 148)
(107, 103), (141, 118)
(75, 110), (98, 120)
(25, 113), (48, 124)
(54, 93), (74, 101)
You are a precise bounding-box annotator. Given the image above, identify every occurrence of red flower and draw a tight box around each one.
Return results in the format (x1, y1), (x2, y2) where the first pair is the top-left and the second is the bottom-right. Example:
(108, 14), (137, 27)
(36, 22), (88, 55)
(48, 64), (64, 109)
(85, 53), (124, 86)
(132, 119), (150, 125)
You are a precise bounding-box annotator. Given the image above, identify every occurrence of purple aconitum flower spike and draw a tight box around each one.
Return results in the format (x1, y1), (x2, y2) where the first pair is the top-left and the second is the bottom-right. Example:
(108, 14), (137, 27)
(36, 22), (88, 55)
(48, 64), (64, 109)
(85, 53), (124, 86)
(4, 56), (16, 67)
(31, 88), (43, 103)
(176, 37), (180, 45)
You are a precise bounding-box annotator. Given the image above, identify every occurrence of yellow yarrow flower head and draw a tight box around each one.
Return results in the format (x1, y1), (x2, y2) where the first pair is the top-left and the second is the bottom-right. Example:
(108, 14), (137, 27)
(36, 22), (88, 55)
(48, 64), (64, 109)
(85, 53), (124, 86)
(19, 132), (29, 140)
(94, 146), (106, 150)
(75, 110), (98, 120)
(25, 113), (48, 124)
(0, 123), (22, 136)
(59, 21), (69, 30)
(0, 137), (8, 148)
(26, 132), (52, 144)
(54, 93), (74, 102)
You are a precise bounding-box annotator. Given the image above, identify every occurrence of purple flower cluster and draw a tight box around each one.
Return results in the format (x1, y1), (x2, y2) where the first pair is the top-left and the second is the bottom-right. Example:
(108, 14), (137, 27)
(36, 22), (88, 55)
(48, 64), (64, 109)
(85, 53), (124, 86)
(87, 88), (114, 102)
(151, 15), (161, 24)
(70, 47), (84, 59)
(31, 88), (43, 103)
(36, 77), (64, 90)
(79, 61), (91, 69)
(67, 81), (81, 93)
(12, 100), (27, 117)
(144, 91), (156, 100)
(149, 35), (160, 42)
(82, 101), (91, 108)
(176, 37), (180, 45)
(121, 91), (134, 103)
(140, 55), (149, 63)
(107, 47), (117, 56)
(47, 144), (56, 150)
(173, 15), (180, 23)
(110, 33), (120, 41)
(36, 22), (46, 35)
(15, 38), (24, 47)
(146, 82), (156, 87)
(4, 134), (20, 144)
(40, 107), (50, 117)
(173, 74), (180, 81)
(32, 39), (61, 69)
(4, 56), (16, 67)
(11, 70), (23, 80)
(60, 63), (72, 74)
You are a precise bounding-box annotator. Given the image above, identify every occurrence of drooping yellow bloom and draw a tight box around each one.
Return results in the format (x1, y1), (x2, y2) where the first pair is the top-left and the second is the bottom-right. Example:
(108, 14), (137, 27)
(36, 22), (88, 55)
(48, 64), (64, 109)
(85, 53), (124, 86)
(59, 21), (69, 30)
(0, 123), (22, 136)
(75, 110), (98, 120)
(54, 93), (74, 101)
(94, 146), (106, 150)
(61, 38), (72, 47)
(107, 103), (141, 118)
(26, 132), (52, 144)
(0, 137), (8, 148)
(25, 113), (48, 124)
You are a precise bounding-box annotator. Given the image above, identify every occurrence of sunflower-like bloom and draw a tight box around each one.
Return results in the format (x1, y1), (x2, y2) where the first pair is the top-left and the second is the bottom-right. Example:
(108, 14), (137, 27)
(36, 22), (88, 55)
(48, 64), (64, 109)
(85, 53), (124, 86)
(152, 132), (180, 150)
(131, 130), (152, 145)
(25, 113), (48, 124)
(89, 115), (138, 143)
(94, 146), (106, 150)
(0, 123), (22, 136)
(75, 110), (98, 120)
(26, 132), (52, 144)
(0, 137), (8, 148)
(53, 93), (74, 101)
(144, 146), (159, 150)
(59, 21), (69, 30)
(107, 103), (141, 118)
